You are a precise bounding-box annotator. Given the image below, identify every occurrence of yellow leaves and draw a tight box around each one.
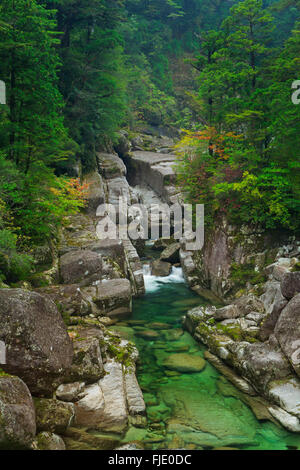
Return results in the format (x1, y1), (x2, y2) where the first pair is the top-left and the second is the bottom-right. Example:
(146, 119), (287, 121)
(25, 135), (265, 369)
(49, 187), (60, 196)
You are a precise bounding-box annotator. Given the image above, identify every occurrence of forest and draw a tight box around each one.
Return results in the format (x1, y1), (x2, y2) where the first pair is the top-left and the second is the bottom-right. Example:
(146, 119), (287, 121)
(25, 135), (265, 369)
(0, 0), (299, 285)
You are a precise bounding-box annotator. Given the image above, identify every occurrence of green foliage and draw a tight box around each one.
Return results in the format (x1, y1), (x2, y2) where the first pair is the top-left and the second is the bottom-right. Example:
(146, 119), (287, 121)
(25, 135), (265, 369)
(175, 0), (300, 232)
(0, 229), (33, 283)
(230, 262), (267, 288)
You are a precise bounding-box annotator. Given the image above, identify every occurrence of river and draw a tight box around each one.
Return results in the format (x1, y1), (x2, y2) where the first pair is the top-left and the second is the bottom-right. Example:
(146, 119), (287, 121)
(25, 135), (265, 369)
(110, 265), (300, 450)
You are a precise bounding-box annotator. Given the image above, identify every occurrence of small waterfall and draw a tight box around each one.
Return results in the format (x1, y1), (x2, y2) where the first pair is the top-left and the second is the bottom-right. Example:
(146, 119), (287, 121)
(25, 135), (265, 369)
(143, 264), (185, 293)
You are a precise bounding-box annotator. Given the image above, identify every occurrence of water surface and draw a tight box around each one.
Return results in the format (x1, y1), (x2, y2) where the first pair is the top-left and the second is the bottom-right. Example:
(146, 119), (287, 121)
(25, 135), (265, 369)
(115, 267), (300, 450)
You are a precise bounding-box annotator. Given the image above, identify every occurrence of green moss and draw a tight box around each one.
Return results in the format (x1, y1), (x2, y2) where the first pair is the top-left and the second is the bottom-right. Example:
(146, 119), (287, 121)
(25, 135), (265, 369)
(292, 262), (300, 272)
(216, 323), (243, 342)
(230, 262), (267, 289)
(104, 331), (135, 371)
(0, 368), (13, 378)
(29, 272), (50, 288)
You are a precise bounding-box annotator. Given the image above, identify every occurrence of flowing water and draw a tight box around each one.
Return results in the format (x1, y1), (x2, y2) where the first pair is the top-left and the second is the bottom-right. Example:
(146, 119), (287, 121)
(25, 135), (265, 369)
(112, 266), (300, 450)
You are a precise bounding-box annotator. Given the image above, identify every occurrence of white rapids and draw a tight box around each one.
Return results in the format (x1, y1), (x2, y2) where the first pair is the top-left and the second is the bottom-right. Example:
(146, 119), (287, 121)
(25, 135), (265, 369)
(143, 264), (185, 293)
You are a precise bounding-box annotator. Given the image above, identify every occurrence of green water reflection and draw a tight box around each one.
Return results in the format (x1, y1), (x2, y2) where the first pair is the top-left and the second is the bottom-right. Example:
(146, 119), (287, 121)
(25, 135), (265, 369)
(114, 280), (300, 450)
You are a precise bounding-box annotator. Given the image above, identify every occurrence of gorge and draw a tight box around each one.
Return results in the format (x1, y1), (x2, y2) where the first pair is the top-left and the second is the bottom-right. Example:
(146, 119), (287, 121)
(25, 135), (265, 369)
(0, 0), (299, 453)
(0, 131), (299, 451)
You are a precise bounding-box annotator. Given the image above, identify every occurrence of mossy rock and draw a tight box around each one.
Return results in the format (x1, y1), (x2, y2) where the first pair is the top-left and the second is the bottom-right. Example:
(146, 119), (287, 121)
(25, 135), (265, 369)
(34, 398), (75, 434)
(63, 427), (120, 450)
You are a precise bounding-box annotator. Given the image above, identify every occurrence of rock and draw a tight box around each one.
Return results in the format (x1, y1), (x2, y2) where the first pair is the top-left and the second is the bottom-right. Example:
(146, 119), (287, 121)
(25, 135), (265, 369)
(162, 354), (206, 373)
(136, 330), (160, 339)
(259, 299), (288, 342)
(34, 398), (75, 434)
(204, 351), (256, 396)
(151, 259), (172, 277)
(260, 281), (285, 315)
(124, 371), (146, 416)
(268, 378), (300, 418)
(83, 171), (105, 215)
(74, 383), (105, 428)
(160, 243), (180, 264)
(163, 329), (184, 342)
(122, 239), (145, 297)
(268, 406), (300, 432)
(184, 305), (216, 334)
(92, 279), (132, 318)
(63, 427), (120, 450)
(87, 239), (125, 260)
(245, 312), (265, 324)
(146, 322), (172, 330)
(234, 295), (265, 317)
(56, 382), (85, 402)
(116, 443), (144, 450)
(113, 134), (132, 159)
(36, 284), (97, 318)
(152, 238), (174, 251)
(74, 359), (128, 434)
(272, 265), (290, 282)
(0, 376), (36, 450)
(281, 272), (300, 300)
(67, 328), (104, 383)
(275, 294), (300, 377)
(34, 432), (66, 451)
(0, 289), (73, 396)
(214, 305), (240, 321)
(98, 152), (127, 178)
(231, 341), (292, 394)
(60, 250), (103, 286)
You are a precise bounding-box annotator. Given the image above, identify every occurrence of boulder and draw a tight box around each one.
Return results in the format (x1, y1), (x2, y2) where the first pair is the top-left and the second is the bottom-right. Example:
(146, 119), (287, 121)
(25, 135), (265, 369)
(124, 371), (146, 416)
(233, 295), (265, 317)
(268, 378), (300, 418)
(60, 250), (103, 286)
(74, 383), (105, 428)
(231, 341), (292, 394)
(259, 299), (288, 342)
(160, 243), (180, 264)
(162, 354), (206, 373)
(275, 294), (300, 377)
(0, 289), (73, 396)
(260, 281), (285, 315)
(83, 171), (105, 215)
(113, 134), (132, 159)
(56, 382), (85, 402)
(0, 376), (36, 449)
(34, 432), (66, 450)
(74, 359), (128, 434)
(67, 328), (104, 384)
(268, 407), (300, 432)
(214, 304), (240, 321)
(281, 272), (300, 300)
(151, 260), (172, 277)
(97, 152), (127, 178)
(92, 279), (132, 318)
(272, 265), (290, 282)
(34, 398), (75, 434)
(36, 284), (97, 318)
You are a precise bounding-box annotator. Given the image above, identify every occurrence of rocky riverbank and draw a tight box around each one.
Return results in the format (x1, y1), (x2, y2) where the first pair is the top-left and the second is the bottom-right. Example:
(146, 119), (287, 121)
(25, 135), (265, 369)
(0, 127), (299, 449)
(0, 145), (149, 450)
(183, 254), (300, 432)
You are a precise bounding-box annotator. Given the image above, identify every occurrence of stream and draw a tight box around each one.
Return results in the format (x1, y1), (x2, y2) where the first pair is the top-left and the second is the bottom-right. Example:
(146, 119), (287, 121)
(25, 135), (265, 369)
(109, 264), (300, 450)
